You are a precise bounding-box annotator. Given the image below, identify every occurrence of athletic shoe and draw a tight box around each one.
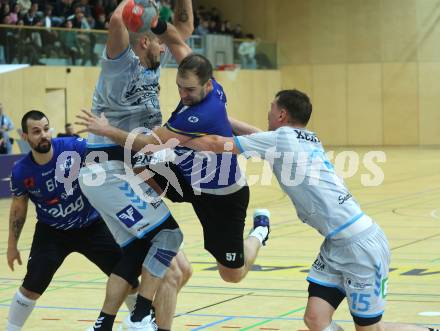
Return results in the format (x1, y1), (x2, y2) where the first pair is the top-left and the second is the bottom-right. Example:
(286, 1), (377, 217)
(117, 312), (158, 331)
(252, 208), (271, 245)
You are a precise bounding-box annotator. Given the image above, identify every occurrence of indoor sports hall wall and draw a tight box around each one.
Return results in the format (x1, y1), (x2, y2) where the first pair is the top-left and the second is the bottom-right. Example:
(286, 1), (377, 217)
(0, 66), (280, 152)
(199, 0), (440, 146)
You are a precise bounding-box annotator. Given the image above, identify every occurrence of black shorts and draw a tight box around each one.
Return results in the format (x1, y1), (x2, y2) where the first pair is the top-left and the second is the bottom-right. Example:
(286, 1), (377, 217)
(23, 219), (128, 294)
(149, 162), (249, 268)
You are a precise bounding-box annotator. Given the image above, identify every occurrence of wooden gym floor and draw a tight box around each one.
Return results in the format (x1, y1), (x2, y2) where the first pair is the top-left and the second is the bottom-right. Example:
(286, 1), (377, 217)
(0, 147), (439, 330)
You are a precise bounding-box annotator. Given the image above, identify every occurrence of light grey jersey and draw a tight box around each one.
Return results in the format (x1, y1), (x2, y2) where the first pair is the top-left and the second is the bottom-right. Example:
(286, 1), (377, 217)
(235, 127), (366, 239)
(88, 47), (166, 147)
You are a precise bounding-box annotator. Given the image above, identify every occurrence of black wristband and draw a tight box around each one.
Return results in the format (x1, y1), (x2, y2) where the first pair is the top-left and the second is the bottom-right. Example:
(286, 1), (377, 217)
(151, 19), (168, 35)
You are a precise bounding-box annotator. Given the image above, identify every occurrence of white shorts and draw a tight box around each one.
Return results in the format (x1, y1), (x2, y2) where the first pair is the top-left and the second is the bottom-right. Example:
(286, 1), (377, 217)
(307, 222), (390, 319)
(79, 161), (172, 247)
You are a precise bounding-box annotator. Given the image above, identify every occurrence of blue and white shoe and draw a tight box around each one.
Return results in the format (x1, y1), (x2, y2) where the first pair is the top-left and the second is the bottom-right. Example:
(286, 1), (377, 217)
(252, 209), (271, 246)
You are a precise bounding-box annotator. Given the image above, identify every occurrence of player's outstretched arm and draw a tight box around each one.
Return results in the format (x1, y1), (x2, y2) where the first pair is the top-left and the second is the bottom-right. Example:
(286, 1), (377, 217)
(155, 21), (192, 64)
(106, 0), (130, 59)
(184, 135), (240, 154)
(173, 0), (194, 40)
(76, 110), (191, 152)
(229, 117), (263, 135)
(7, 195), (29, 271)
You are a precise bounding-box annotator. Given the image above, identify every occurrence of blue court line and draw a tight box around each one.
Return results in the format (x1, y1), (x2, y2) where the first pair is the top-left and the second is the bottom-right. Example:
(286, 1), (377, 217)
(190, 317), (235, 330)
(0, 304), (440, 327)
(0, 304), (438, 327)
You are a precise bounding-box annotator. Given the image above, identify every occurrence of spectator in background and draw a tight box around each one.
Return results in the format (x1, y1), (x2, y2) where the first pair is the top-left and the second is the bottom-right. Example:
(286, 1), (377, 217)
(53, 0), (75, 23)
(94, 13), (107, 30)
(238, 34), (257, 69)
(86, 13), (95, 29)
(57, 123), (79, 138)
(17, 0), (31, 16)
(77, 0), (92, 18)
(70, 7), (97, 65)
(15, 18), (42, 64)
(1, 3), (11, 23)
(218, 20), (233, 35)
(159, 0), (173, 22)
(0, 103), (14, 154)
(42, 5), (55, 27)
(70, 7), (89, 29)
(41, 5), (61, 57)
(23, 3), (41, 26)
(2, 13), (11, 24)
(9, 4), (20, 24)
(93, 0), (105, 19)
(60, 20), (79, 64)
(225, 20), (233, 35)
(208, 19), (217, 33)
(233, 24), (244, 38)
(195, 17), (209, 36)
(22, 3), (44, 64)
(218, 20), (227, 35)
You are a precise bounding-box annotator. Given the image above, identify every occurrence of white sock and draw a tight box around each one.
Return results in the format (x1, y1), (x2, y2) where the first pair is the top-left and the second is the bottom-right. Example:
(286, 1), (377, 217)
(249, 226), (269, 246)
(125, 293), (137, 313)
(7, 290), (37, 330)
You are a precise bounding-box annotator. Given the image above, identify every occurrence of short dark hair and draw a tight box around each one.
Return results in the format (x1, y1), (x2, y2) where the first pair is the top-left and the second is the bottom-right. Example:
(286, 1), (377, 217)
(178, 54), (213, 85)
(275, 89), (312, 125)
(65, 123), (72, 129)
(21, 110), (48, 133)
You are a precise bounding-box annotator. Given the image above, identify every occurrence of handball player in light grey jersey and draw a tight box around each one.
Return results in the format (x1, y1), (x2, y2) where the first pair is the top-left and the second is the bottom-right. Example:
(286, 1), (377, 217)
(78, 0), (194, 330)
(185, 90), (439, 331)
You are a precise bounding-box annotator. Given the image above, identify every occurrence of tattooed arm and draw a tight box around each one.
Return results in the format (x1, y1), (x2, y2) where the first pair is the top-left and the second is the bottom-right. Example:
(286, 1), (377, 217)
(7, 195), (29, 271)
(173, 0), (194, 40)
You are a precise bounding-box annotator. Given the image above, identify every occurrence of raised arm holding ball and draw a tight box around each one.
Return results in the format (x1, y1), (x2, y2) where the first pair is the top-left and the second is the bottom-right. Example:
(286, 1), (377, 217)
(79, 1), (194, 331)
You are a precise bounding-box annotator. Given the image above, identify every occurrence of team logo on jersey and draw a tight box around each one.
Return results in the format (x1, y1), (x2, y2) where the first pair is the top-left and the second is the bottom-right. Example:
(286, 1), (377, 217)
(345, 278), (372, 290)
(312, 254), (325, 271)
(116, 205), (143, 228)
(37, 195), (85, 218)
(187, 116), (199, 123)
(23, 177), (35, 189)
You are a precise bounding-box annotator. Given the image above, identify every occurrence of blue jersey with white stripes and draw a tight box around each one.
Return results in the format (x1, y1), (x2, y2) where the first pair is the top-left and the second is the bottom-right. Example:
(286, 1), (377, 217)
(10, 137), (99, 229)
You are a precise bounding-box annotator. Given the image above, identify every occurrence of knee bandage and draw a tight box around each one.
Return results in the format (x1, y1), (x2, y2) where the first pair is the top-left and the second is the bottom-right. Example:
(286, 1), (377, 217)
(322, 321), (344, 331)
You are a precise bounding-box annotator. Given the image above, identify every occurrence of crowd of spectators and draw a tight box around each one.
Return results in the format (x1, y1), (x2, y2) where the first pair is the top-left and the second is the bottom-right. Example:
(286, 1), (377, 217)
(0, 0), (258, 65)
(0, 0), (113, 30)
(0, 0), (255, 38)
(193, 5), (254, 39)
(0, 0), (120, 64)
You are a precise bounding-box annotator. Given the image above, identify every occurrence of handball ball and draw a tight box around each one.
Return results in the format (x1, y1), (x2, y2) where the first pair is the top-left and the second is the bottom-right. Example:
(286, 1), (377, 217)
(122, 0), (158, 33)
